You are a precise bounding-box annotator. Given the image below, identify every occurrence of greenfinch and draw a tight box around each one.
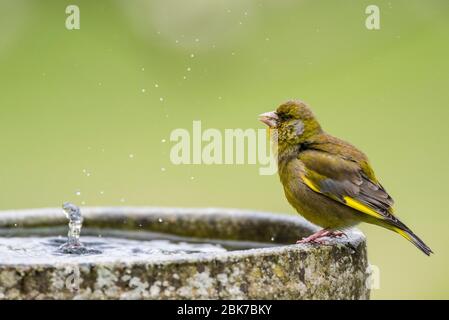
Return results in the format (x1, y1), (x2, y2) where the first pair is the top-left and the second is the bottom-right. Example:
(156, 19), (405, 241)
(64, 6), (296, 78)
(259, 100), (432, 256)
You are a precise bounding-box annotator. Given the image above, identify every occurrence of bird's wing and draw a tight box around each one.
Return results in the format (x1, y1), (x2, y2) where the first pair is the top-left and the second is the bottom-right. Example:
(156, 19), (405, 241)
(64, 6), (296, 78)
(298, 148), (433, 255)
(298, 149), (395, 222)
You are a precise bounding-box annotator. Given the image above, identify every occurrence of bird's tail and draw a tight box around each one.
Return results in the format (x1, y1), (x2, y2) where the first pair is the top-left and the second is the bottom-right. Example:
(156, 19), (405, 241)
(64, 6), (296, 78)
(390, 224), (433, 256)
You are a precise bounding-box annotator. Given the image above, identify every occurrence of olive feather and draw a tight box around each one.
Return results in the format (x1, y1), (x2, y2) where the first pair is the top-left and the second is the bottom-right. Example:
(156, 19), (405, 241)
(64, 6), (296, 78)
(259, 100), (432, 256)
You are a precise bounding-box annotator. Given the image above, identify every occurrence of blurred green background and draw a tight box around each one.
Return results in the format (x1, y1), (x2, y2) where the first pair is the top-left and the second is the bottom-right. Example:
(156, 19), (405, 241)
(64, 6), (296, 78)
(0, 0), (448, 299)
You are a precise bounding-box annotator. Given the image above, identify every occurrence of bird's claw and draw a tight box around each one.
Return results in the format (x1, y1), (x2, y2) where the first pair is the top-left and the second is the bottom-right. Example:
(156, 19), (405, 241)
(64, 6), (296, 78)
(296, 230), (347, 244)
(296, 238), (326, 244)
(330, 231), (347, 238)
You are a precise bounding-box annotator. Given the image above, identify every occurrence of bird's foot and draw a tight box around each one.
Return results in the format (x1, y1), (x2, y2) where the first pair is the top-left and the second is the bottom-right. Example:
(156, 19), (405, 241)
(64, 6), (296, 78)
(329, 231), (347, 238)
(296, 229), (346, 244)
(296, 229), (330, 244)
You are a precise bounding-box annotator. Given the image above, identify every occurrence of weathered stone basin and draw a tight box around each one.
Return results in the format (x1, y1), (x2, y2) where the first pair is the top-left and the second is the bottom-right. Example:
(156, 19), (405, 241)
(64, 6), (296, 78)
(0, 207), (370, 299)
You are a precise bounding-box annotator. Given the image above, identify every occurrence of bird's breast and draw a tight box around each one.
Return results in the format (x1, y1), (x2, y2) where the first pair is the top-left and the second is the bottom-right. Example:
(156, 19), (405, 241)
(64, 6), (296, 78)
(279, 158), (360, 229)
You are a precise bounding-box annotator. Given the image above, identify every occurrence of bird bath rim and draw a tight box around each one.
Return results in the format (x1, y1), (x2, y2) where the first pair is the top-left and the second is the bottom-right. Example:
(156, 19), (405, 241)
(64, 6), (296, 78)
(0, 207), (366, 265)
(0, 207), (370, 300)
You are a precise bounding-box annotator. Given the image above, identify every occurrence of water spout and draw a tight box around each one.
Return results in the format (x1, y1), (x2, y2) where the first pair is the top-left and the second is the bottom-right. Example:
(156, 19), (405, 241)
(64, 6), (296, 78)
(58, 202), (100, 254)
(63, 202), (83, 246)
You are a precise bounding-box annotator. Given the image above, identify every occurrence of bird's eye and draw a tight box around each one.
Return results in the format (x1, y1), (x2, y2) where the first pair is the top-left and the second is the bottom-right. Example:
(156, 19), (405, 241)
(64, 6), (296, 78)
(277, 112), (288, 121)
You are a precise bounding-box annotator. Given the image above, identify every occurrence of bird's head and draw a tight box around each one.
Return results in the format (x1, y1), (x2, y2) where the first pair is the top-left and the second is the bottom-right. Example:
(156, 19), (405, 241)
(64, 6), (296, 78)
(259, 100), (322, 146)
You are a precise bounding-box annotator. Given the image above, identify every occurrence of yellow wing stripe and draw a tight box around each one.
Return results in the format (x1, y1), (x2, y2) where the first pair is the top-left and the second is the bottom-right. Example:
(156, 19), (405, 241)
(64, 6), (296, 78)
(343, 197), (385, 220)
(302, 175), (386, 221)
(302, 177), (320, 193)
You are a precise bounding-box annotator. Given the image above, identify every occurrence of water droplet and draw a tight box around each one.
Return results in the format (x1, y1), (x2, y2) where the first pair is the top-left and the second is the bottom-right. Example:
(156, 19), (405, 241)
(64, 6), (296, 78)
(120, 198), (126, 203)
(83, 169), (91, 177)
(141, 89), (146, 93)
(161, 167), (166, 172)
(190, 53), (195, 58)
(98, 82), (102, 86)
(154, 83), (159, 88)
(218, 96), (222, 100)
(129, 154), (135, 159)
(14, 223), (18, 227)
(183, 76), (187, 80)
(75, 191), (81, 196)
(195, 38), (200, 42)
(270, 237), (275, 242)
(161, 139), (166, 143)
(81, 201), (86, 205)
(187, 67), (191, 72)
(190, 176), (195, 180)
(100, 191), (104, 195)
(141, 67), (145, 71)
(158, 218), (163, 223)
(138, 224), (143, 227)
(159, 97), (164, 102)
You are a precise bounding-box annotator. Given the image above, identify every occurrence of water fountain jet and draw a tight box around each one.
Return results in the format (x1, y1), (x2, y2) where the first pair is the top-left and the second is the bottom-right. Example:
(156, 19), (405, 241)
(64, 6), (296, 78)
(58, 202), (94, 254)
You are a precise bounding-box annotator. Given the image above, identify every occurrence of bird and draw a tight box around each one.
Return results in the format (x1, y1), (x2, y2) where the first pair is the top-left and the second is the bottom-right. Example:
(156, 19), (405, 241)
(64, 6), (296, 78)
(259, 100), (432, 256)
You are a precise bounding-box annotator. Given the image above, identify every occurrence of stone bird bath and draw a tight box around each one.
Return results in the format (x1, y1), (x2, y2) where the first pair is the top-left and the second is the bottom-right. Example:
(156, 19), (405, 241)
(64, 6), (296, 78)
(0, 207), (370, 299)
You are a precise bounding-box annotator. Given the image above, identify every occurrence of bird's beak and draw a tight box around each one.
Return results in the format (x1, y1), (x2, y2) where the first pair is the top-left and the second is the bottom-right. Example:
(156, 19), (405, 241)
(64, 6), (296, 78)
(259, 111), (279, 128)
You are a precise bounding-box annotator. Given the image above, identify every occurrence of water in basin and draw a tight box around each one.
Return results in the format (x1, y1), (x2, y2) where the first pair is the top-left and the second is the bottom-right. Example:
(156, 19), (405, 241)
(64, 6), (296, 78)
(0, 236), (228, 265)
(0, 203), (278, 265)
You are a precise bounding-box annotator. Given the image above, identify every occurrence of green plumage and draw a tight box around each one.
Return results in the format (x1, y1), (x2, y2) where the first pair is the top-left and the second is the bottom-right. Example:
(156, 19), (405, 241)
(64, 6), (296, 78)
(260, 100), (432, 256)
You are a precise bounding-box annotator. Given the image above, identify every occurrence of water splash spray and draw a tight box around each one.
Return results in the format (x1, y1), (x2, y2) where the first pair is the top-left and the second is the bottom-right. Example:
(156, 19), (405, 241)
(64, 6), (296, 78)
(58, 202), (100, 254)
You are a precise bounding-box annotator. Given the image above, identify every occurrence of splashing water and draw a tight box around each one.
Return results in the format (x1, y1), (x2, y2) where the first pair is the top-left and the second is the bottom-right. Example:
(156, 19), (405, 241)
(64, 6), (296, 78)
(0, 236), (229, 265)
(58, 203), (101, 255)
